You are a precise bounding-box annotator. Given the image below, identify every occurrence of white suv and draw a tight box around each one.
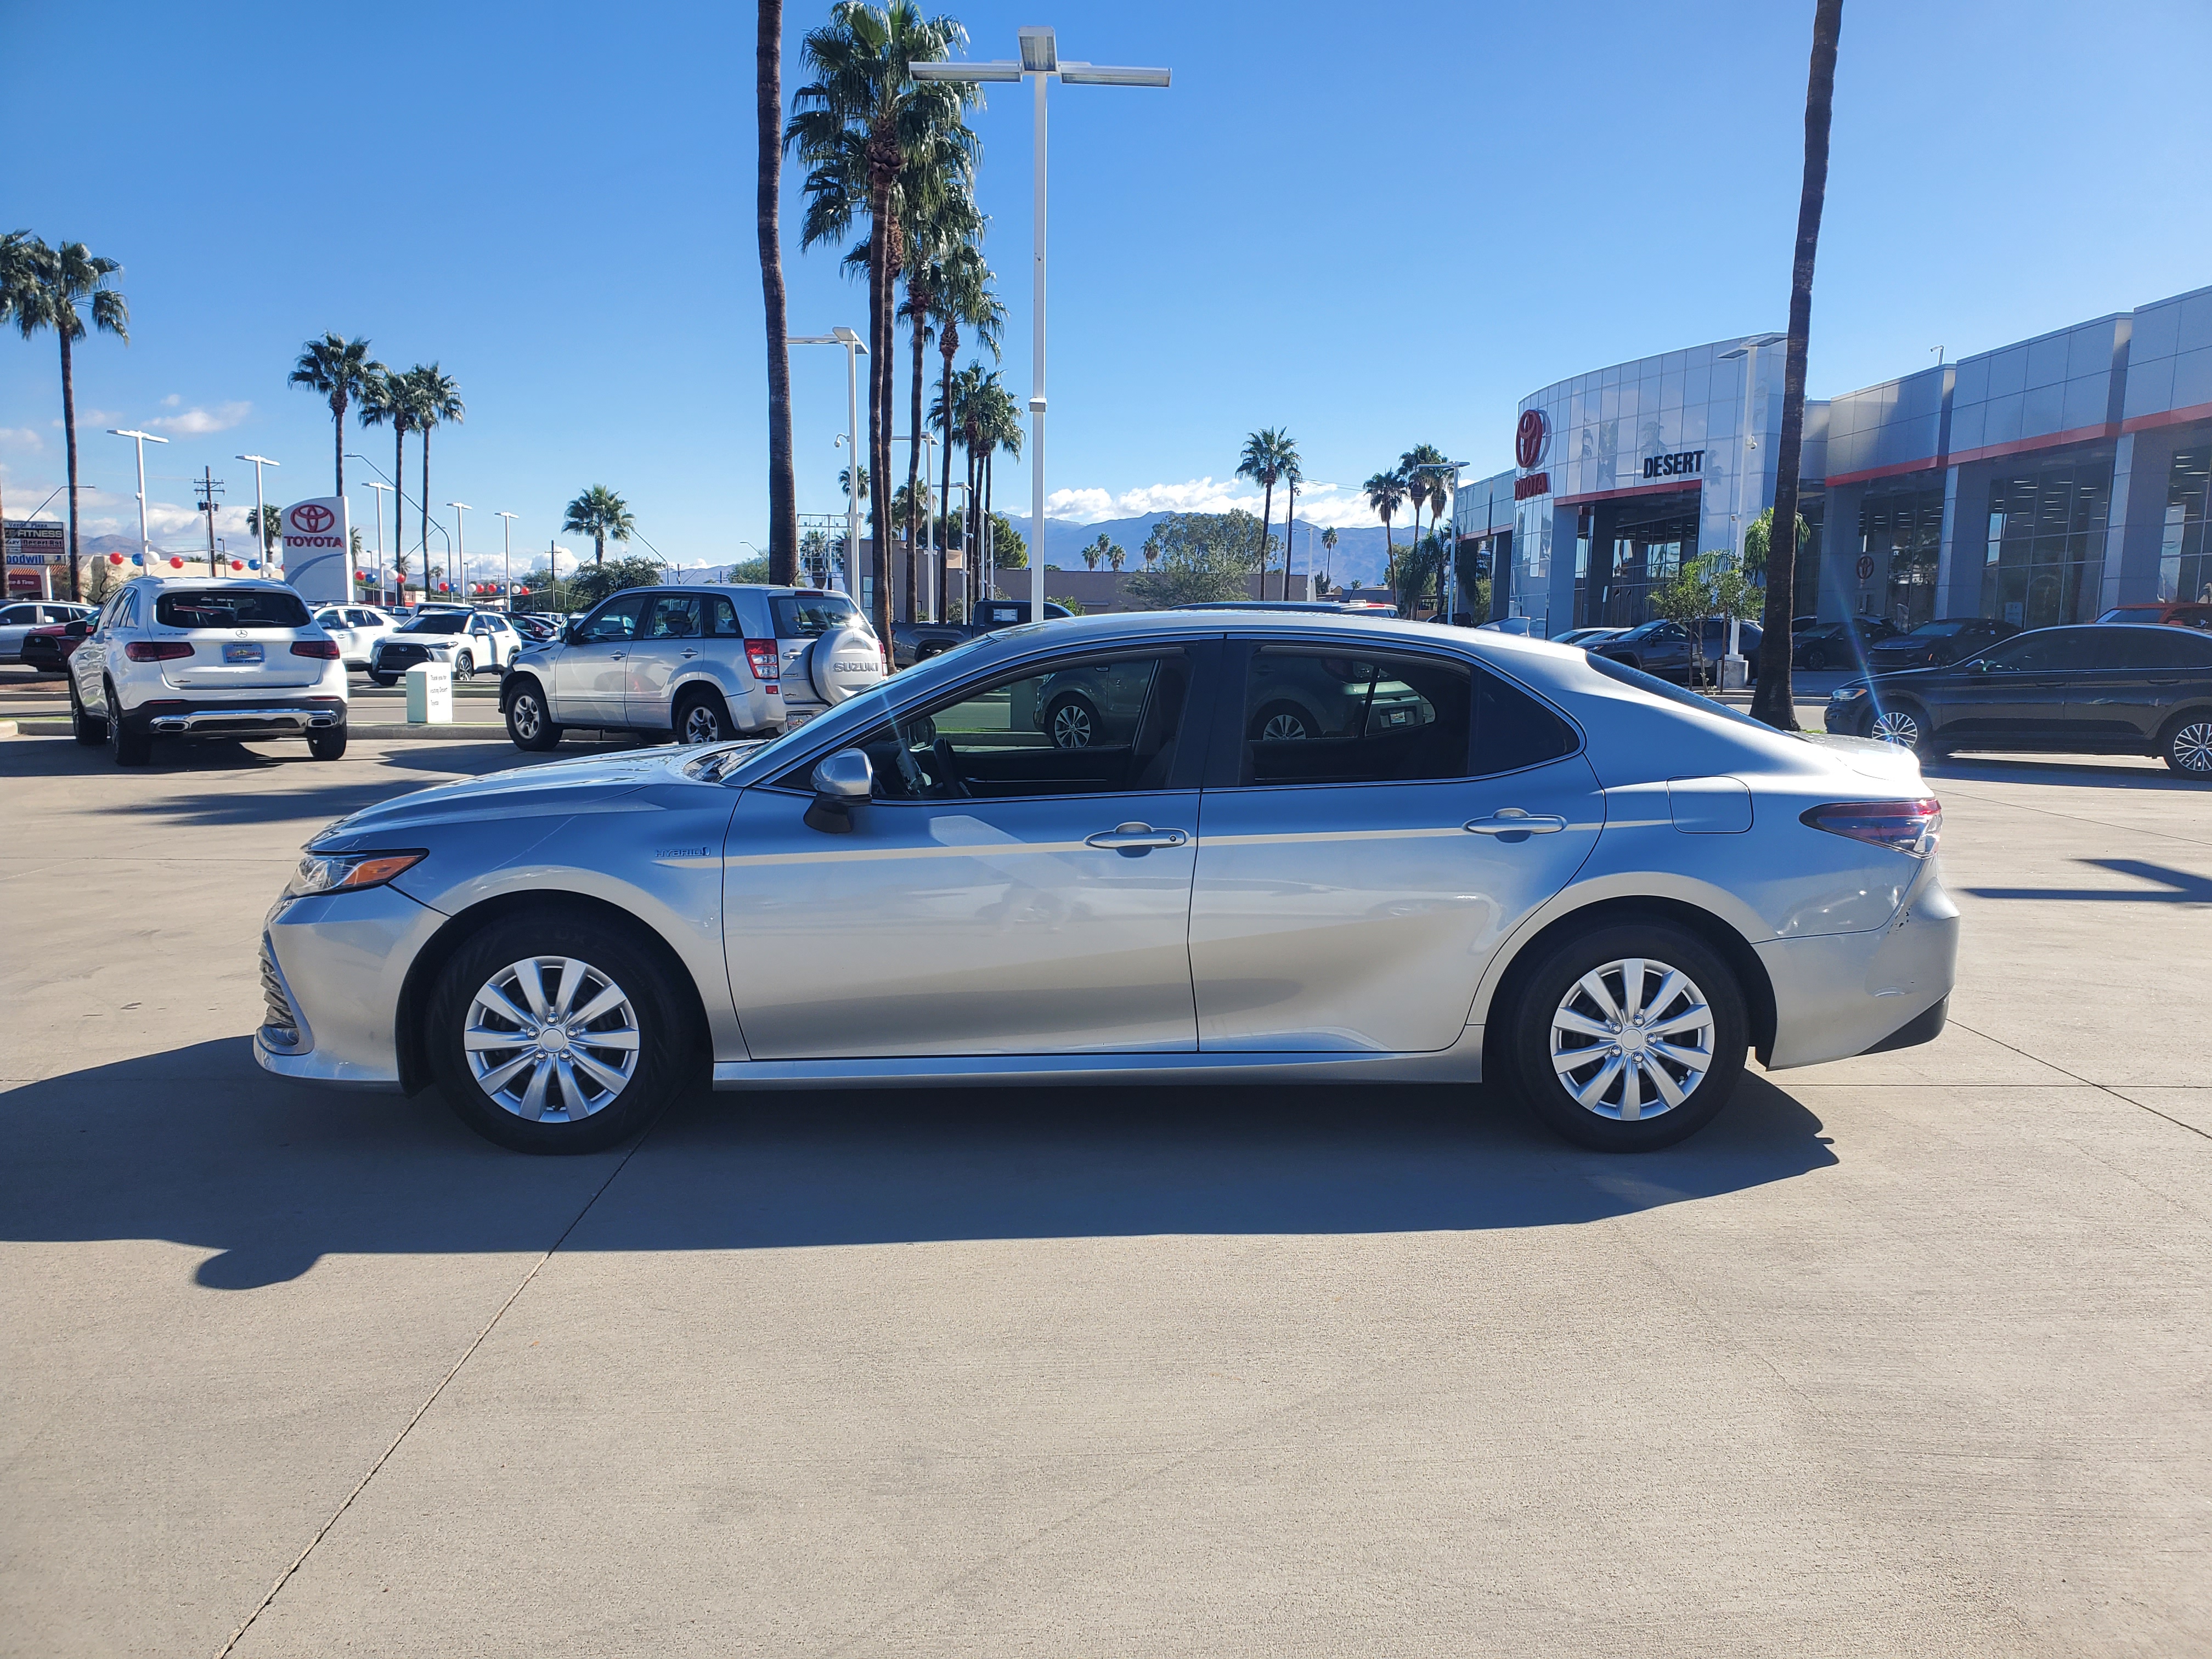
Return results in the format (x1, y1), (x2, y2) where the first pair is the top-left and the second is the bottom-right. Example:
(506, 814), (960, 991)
(67, 577), (349, 765)
(312, 604), (400, 668)
(498, 584), (883, 749)
(367, 608), (523, 683)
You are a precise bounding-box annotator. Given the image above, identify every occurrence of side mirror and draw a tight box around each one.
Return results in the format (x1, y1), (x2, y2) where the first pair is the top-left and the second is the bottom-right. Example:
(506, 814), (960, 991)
(803, 747), (873, 834)
(562, 622), (583, 646)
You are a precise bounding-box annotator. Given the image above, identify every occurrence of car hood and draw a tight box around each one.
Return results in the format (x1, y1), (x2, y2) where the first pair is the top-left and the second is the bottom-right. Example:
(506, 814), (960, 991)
(308, 746), (693, 847)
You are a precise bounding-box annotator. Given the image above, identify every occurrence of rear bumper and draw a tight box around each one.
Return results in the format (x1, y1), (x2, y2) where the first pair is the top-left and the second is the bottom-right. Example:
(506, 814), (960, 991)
(1756, 859), (1961, 1069)
(132, 697), (348, 737)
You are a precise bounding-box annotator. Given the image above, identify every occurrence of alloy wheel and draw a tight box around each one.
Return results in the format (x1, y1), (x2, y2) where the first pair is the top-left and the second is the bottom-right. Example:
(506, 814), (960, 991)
(511, 694), (543, 742)
(1049, 699), (1095, 748)
(2171, 721), (2212, 775)
(1549, 957), (1716, 1122)
(681, 701), (724, 744)
(1261, 711), (1309, 742)
(463, 955), (641, 1123)
(1870, 708), (1921, 748)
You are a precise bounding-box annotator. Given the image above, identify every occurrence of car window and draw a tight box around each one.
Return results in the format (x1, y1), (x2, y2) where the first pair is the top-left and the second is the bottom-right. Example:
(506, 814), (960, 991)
(706, 595), (741, 637)
(399, 612), (470, 634)
(771, 593), (860, 637)
(644, 595), (702, 640)
(0, 606), (32, 624)
(154, 588), (311, 629)
(1981, 631), (2096, 672)
(578, 594), (648, 643)
(2096, 628), (2212, 670)
(1473, 669), (1581, 775)
(1909, 620), (1971, 637)
(1238, 647), (1473, 787)
(316, 609), (341, 626)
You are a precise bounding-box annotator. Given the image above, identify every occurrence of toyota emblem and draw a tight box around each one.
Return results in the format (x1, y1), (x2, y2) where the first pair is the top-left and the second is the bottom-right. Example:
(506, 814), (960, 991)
(291, 504), (335, 534)
(1514, 409), (1550, 471)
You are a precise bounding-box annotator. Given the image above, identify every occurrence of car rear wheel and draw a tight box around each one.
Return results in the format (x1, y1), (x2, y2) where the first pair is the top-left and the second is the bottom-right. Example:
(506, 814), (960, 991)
(506, 682), (563, 751)
(69, 682), (106, 746)
(1802, 645), (1830, 672)
(1502, 919), (1747, 1152)
(1250, 701), (1311, 742)
(675, 689), (731, 746)
(2162, 715), (2212, 778)
(1046, 693), (1100, 749)
(427, 911), (696, 1154)
(104, 685), (151, 767)
(369, 672), (396, 687)
(307, 724), (347, 761)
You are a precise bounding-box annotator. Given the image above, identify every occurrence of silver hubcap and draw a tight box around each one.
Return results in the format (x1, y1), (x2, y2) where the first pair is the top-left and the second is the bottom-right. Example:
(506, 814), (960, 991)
(455, 653), (473, 680)
(1051, 702), (1094, 747)
(1262, 712), (1307, 741)
(464, 956), (641, 1123)
(512, 696), (542, 740)
(682, 703), (721, 743)
(2173, 722), (2212, 774)
(1871, 709), (1920, 747)
(1550, 957), (1716, 1122)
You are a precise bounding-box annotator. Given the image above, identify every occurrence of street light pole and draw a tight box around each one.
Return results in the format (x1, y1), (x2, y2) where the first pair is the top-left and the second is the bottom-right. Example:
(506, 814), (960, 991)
(495, 511), (518, 611)
(363, 480), (394, 604)
(106, 429), (171, 564)
(1718, 334), (1786, 670)
(447, 502), (471, 599)
(792, 327), (868, 595)
(915, 30), (1170, 624)
(235, 452), (280, 583)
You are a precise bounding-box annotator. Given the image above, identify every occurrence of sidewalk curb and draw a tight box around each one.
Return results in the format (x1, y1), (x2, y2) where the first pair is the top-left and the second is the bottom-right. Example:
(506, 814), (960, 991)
(8, 718), (630, 744)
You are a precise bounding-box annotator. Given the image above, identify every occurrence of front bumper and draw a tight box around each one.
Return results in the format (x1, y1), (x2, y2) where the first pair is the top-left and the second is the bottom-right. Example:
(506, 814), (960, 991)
(1757, 857), (1961, 1069)
(252, 883), (444, 1091)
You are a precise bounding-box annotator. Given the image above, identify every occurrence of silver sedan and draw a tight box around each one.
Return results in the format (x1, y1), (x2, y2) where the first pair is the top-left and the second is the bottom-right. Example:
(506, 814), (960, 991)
(256, 612), (1959, 1154)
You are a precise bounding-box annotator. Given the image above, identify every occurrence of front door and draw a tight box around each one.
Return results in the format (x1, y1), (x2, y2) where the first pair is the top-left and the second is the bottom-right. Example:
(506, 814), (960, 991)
(1931, 628), (2095, 746)
(553, 592), (647, 724)
(724, 642), (1213, 1059)
(1189, 642), (1603, 1052)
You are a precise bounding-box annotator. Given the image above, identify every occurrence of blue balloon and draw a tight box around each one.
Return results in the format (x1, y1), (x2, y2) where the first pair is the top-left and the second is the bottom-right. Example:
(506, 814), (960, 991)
(130, 553), (145, 566)
(247, 559), (261, 570)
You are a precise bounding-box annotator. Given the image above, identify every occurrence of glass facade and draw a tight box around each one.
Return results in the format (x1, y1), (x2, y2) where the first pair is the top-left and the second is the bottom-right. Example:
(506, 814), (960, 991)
(1980, 456), (2111, 628)
(1859, 487), (1945, 628)
(2160, 444), (2210, 603)
(1581, 490), (1700, 627)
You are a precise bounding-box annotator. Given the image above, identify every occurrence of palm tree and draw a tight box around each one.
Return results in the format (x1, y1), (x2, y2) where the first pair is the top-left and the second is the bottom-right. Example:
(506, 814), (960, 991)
(839, 461), (869, 505)
(289, 333), (382, 503)
(1752, 0), (1843, 733)
(1398, 442), (1449, 551)
(1363, 471), (1407, 602)
(404, 365), (464, 571)
(1105, 538), (1126, 572)
(562, 486), (636, 567)
(888, 187), (983, 621)
(1236, 427), (1298, 595)
(757, 0), (799, 585)
(356, 368), (414, 584)
(12, 239), (129, 599)
(247, 505), (281, 560)
(0, 232), (32, 546)
(1278, 449), (1305, 600)
(927, 239), (1002, 604)
(788, 1), (979, 644)
(1321, 526), (1338, 590)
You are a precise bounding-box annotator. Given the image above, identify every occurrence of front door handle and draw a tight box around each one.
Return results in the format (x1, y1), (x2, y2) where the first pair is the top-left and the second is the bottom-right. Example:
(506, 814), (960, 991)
(1085, 821), (1190, 856)
(1464, 809), (1568, 837)
(681, 648), (699, 658)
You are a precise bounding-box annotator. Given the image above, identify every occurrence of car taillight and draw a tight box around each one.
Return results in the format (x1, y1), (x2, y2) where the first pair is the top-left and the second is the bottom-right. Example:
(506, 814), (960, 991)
(744, 639), (780, 680)
(290, 639), (342, 658)
(125, 640), (194, 661)
(1802, 798), (1942, 856)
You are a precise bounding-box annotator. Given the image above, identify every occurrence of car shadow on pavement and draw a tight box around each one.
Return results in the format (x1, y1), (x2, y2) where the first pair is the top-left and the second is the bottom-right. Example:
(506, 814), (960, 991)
(2, 1039), (1837, 1289)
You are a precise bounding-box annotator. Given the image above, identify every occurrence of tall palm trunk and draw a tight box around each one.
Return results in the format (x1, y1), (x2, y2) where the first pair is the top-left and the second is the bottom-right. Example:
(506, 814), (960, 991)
(1752, 0), (1844, 732)
(983, 451), (994, 597)
(419, 427), (432, 580)
(59, 329), (80, 599)
(758, 0), (798, 586)
(904, 277), (928, 623)
(937, 328), (958, 616)
(392, 421), (409, 593)
(1280, 477), (1297, 600)
(864, 161), (895, 646)
(330, 393), (346, 500)
(1256, 478), (1274, 602)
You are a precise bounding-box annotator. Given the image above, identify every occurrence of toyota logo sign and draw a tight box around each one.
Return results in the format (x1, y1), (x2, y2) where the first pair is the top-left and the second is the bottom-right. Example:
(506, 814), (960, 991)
(1514, 409), (1550, 471)
(291, 503), (335, 534)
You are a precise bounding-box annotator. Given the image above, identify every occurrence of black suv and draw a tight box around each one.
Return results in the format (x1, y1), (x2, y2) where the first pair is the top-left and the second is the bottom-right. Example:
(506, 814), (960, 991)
(1792, 615), (1899, 670)
(1864, 616), (2016, 672)
(1826, 623), (2212, 776)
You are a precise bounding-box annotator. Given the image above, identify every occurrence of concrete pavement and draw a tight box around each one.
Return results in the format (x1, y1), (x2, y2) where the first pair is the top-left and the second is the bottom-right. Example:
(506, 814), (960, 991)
(2, 731), (2208, 1657)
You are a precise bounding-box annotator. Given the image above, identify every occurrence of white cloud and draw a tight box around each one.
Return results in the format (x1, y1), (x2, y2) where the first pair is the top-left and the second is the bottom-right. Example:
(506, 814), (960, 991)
(147, 400), (252, 436)
(1045, 476), (1387, 531)
(161, 393), (181, 407)
(0, 427), (43, 450)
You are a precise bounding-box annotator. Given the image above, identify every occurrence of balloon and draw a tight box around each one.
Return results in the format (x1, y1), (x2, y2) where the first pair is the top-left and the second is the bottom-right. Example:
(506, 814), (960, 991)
(109, 552), (125, 565)
(169, 556), (184, 569)
(247, 559), (261, 570)
(230, 560), (244, 571)
(131, 554), (145, 566)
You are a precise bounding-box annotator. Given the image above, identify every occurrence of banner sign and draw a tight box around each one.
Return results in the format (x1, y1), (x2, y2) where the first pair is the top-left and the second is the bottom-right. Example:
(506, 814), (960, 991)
(3, 520), (66, 564)
(280, 496), (351, 601)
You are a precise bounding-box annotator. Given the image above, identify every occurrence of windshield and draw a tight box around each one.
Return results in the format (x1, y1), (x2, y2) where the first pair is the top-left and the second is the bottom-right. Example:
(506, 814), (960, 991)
(1615, 620), (1668, 641)
(154, 589), (311, 629)
(399, 612), (470, 634)
(1905, 620), (1971, 637)
(771, 593), (861, 637)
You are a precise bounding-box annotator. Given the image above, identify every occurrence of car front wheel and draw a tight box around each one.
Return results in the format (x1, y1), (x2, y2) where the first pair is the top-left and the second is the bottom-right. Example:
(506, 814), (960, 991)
(453, 650), (476, 682)
(506, 682), (563, 751)
(1503, 918), (1747, 1151)
(426, 911), (697, 1154)
(2162, 715), (2212, 778)
(1866, 701), (1940, 758)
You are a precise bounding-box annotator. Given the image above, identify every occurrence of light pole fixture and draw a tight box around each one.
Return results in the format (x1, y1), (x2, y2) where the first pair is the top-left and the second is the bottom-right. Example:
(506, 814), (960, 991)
(363, 480), (395, 604)
(495, 511), (518, 610)
(915, 28), (1171, 622)
(792, 326), (868, 594)
(235, 453), (280, 578)
(447, 502), (471, 597)
(107, 428), (171, 560)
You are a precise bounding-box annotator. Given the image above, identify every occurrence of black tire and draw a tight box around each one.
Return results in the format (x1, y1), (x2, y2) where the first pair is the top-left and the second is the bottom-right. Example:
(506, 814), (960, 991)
(674, 688), (731, 746)
(105, 686), (151, 767)
(1249, 700), (1312, 742)
(426, 909), (698, 1154)
(1045, 693), (1101, 749)
(1501, 917), (1747, 1152)
(505, 680), (563, 751)
(69, 681), (106, 746)
(2160, 712), (2212, 779)
(453, 650), (476, 682)
(1863, 698), (1937, 757)
(369, 672), (396, 687)
(307, 724), (348, 761)
(1803, 645), (1829, 672)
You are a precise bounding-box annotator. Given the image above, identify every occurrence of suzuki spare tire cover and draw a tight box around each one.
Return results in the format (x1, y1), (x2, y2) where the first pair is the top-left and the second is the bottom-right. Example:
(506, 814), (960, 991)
(806, 623), (884, 706)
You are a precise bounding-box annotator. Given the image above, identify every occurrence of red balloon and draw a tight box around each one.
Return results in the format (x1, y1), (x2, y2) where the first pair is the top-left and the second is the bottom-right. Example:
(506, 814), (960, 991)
(169, 556), (184, 568)
(230, 560), (244, 571)
(109, 552), (125, 565)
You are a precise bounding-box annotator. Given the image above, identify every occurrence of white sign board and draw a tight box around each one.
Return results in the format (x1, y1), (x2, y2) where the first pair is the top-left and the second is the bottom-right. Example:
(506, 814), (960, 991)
(280, 497), (351, 602)
(4, 519), (66, 593)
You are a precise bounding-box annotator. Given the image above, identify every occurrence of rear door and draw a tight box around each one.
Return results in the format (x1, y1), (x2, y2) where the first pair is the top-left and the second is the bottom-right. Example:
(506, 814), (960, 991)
(552, 592), (647, 723)
(1187, 641), (1602, 1053)
(2075, 626), (2212, 744)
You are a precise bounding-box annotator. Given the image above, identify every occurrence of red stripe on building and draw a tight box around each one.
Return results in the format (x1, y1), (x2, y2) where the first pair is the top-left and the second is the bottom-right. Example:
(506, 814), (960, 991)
(1943, 421), (2118, 469)
(1553, 479), (1706, 507)
(1825, 455), (1944, 487)
(2119, 399), (2212, 435)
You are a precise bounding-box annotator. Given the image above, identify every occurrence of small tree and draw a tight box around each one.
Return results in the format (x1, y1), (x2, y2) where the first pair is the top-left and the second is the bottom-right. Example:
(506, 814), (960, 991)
(1650, 552), (1759, 689)
(1127, 511), (1270, 610)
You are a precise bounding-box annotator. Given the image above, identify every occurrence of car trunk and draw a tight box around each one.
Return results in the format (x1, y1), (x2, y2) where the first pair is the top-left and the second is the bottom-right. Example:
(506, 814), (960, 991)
(163, 629), (325, 689)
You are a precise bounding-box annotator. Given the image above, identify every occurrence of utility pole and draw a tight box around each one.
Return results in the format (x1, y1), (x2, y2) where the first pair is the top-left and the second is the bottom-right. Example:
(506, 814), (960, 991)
(195, 466), (225, 575)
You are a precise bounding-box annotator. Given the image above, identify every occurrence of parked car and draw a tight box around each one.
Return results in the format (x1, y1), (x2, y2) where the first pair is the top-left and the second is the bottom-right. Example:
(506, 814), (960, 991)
(313, 605), (400, 668)
(1826, 623), (2212, 776)
(258, 612), (1956, 1157)
(0, 600), (95, 663)
(2095, 601), (2212, 630)
(367, 608), (524, 684)
(497, 584), (885, 750)
(892, 599), (1074, 670)
(1792, 615), (1900, 671)
(1551, 627), (1623, 648)
(1477, 617), (1539, 636)
(1590, 617), (1763, 685)
(19, 615), (95, 674)
(510, 612), (561, 642)
(1864, 616), (2017, 672)
(66, 577), (348, 765)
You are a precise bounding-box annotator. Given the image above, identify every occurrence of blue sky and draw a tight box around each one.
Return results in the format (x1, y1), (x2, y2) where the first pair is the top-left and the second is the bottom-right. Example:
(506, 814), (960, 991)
(5, 0), (2209, 575)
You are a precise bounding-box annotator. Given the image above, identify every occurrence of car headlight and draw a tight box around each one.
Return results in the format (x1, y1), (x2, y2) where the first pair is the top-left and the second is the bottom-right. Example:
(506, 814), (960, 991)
(1830, 684), (1870, 702)
(286, 849), (426, 898)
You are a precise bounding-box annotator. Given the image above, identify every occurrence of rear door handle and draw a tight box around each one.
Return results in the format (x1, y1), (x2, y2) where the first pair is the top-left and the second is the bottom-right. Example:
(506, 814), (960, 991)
(1085, 821), (1190, 855)
(1465, 809), (1567, 836)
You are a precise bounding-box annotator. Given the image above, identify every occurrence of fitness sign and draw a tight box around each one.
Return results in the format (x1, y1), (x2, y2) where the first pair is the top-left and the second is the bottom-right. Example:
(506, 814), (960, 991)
(1513, 409), (1552, 501)
(280, 495), (352, 601)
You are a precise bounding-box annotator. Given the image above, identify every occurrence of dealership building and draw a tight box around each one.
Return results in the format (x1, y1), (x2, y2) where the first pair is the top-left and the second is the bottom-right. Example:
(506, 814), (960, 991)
(1454, 282), (2212, 635)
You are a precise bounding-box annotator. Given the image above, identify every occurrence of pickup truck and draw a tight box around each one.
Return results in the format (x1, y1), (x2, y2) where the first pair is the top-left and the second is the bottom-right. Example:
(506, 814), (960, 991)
(893, 598), (1072, 669)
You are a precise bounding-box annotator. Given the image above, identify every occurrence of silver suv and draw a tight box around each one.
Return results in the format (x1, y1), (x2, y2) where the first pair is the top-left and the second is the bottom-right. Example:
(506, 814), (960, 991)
(497, 584), (884, 749)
